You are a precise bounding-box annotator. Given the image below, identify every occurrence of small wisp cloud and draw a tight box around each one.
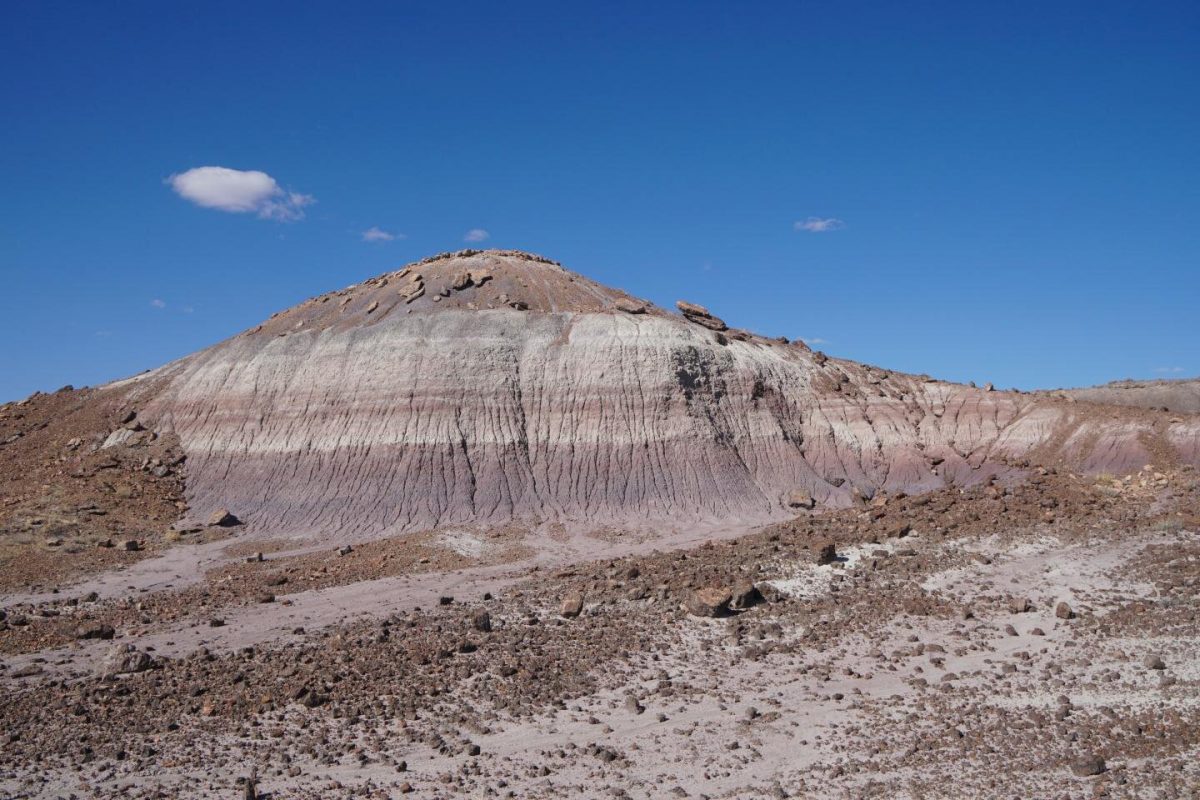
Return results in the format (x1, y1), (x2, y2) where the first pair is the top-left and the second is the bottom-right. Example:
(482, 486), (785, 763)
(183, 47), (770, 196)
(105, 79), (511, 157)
(794, 217), (845, 233)
(464, 228), (490, 243)
(361, 226), (401, 242)
(168, 166), (314, 221)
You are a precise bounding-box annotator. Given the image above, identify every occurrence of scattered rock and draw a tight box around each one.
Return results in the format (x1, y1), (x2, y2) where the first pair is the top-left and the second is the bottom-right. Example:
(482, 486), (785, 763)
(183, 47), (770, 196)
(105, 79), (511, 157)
(559, 592), (585, 619)
(75, 623), (115, 640)
(207, 508), (240, 527)
(1143, 654), (1166, 670)
(730, 582), (763, 610)
(401, 282), (425, 303)
(100, 644), (153, 676)
(684, 587), (731, 617)
(1070, 754), (1107, 777)
(592, 745), (619, 763)
(815, 541), (838, 565)
(301, 691), (328, 708)
(1009, 597), (1033, 613)
(1055, 601), (1074, 619)
(785, 489), (816, 510)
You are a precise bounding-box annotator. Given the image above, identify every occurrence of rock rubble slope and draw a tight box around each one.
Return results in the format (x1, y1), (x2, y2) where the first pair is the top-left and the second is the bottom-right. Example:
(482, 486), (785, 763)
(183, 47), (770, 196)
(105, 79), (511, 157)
(48, 249), (1200, 540)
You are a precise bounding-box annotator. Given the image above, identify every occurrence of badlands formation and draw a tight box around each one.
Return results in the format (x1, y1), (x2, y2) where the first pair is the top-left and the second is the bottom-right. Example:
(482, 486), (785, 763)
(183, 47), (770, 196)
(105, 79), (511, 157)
(73, 250), (1200, 538)
(0, 250), (1198, 799)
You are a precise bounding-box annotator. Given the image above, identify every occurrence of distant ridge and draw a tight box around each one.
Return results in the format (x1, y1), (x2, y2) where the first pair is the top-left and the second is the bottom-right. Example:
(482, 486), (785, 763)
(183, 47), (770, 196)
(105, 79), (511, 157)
(1054, 378), (1200, 414)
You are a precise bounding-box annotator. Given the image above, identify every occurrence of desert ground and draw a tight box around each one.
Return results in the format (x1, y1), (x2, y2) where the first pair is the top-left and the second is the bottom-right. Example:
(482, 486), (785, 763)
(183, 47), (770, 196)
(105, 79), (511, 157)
(2, 457), (1197, 798)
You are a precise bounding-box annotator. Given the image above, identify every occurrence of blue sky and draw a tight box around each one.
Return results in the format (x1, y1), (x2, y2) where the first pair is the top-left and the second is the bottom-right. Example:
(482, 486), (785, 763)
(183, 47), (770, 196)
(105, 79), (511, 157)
(2, 1), (1197, 401)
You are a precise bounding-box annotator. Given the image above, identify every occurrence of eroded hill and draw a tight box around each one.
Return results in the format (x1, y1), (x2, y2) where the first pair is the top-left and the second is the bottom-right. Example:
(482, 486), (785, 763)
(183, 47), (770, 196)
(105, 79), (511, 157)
(4, 250), (1197, 553)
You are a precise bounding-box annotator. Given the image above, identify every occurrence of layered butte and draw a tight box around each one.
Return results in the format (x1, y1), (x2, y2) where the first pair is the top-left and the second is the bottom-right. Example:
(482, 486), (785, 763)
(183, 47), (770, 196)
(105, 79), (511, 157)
(106, 250), (1199, 540)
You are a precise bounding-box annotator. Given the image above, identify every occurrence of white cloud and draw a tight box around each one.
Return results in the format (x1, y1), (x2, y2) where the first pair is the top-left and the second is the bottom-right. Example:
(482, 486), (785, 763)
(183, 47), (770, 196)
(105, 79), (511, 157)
(794, 217), (845, 233)
(168, 166), (314, 221)
(802, 337), (829, 345)
(150, 298), (166, 309)
(361, 226), (401, 242)
(464, 228), (490, 243)
(1154, 366), (1185, 374)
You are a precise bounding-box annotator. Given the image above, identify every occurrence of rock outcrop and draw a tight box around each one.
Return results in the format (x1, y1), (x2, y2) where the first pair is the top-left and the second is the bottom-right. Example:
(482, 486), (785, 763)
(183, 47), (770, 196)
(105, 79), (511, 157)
(676, 300), (728, 331)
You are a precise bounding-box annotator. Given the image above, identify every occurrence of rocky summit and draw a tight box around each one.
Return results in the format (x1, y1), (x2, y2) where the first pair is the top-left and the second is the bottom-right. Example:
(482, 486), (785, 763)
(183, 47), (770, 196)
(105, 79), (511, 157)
(2, 250), (1199, 799)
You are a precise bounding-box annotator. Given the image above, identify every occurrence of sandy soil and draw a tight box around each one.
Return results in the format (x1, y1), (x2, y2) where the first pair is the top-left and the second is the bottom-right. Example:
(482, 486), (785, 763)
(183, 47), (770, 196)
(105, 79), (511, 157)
(2, 466), (1197, 799)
